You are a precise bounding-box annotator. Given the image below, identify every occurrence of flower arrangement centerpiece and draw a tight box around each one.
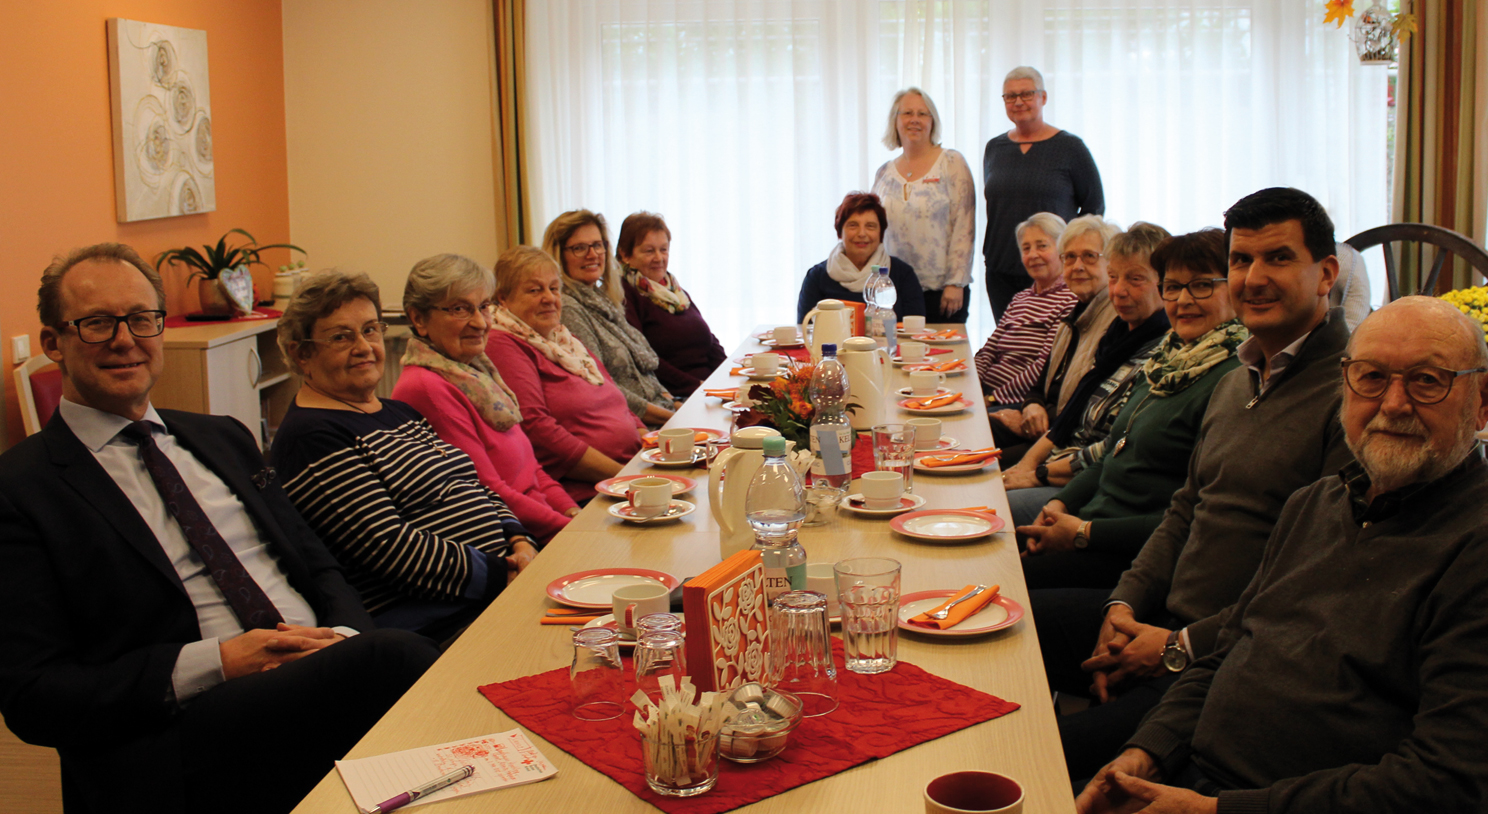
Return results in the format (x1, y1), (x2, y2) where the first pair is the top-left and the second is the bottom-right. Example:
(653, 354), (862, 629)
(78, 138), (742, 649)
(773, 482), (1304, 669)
(1440, 286), (1488, 338)
(734, 363), (818, 448)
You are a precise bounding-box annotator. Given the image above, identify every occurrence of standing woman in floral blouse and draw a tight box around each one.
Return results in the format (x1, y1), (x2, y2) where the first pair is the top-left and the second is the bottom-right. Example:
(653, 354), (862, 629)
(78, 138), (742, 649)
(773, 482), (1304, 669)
(872, 87), (977, 323)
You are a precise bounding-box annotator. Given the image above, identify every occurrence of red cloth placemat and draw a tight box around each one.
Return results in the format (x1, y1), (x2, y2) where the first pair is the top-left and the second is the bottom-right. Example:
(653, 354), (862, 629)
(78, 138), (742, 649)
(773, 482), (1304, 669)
(478, 639), (1019, 814)
(850, 434), (876, 479)
(164, 307), (281, 328)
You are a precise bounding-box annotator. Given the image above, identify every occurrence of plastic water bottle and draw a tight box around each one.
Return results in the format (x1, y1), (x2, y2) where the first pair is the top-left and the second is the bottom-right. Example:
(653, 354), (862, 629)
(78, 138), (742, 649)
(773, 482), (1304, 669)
(862, 265), (885, 337)
(807, 343), (852, 520)
(869, 266), (897, 339)
(746, 436), (807, 604)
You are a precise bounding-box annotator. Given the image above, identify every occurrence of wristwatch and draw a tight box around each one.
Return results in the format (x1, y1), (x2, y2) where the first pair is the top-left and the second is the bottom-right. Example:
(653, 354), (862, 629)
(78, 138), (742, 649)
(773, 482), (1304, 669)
(1035, 464), (1050, 485)
(1073, 520), (1092, 549)
(1163, 629), (1191, 673)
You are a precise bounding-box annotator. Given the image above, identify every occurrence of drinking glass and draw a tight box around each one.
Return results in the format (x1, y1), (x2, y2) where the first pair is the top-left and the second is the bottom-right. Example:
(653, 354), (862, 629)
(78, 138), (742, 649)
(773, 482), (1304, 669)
(570, 628), (624, 720)
(635, 630), (687, 705)
(637, 612), (684, 635)
(872, 423), (916, 494)
(767, 590), (838, 716)
(833, 558), (901, 675)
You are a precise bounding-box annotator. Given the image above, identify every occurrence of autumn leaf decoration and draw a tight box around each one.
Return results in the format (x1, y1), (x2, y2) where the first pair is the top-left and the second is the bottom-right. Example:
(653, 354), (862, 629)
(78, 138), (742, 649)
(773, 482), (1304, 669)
(1323, 0), (1356, 28)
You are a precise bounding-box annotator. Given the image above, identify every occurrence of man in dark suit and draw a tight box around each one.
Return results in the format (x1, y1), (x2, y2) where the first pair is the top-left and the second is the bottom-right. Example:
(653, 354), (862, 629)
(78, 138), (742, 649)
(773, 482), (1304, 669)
(0, 243), (441, 814)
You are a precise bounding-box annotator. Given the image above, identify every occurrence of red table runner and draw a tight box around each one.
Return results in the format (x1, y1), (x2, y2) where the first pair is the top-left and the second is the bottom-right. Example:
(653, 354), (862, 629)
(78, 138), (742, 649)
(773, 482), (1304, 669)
(164, 307), (281, 328)
(478, 639), (1019, 814)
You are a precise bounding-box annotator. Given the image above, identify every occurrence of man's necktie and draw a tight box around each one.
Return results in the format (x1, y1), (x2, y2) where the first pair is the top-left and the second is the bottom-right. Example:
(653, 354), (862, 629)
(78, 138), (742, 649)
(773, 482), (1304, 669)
(120, 421), (284, 630)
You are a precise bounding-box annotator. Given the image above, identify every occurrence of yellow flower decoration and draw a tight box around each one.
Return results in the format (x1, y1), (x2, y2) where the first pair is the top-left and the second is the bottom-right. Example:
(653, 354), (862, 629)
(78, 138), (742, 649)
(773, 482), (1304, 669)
(1440, 286), (1488, 336)
(1391, 13), (1417, 40)
(1323, 0), (1356, 28)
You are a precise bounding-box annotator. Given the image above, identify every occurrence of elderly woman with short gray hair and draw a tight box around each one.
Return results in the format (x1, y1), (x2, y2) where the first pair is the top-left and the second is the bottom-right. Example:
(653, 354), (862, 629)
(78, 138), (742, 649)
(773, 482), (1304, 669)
(974, 212), (1078, 407)
(391, 254), (579, 543)
(271, 269), (538, 640)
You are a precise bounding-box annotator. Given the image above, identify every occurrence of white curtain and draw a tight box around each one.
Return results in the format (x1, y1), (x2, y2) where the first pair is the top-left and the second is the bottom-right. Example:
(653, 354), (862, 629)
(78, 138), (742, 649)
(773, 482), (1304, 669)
(526, 1), (1388, 344)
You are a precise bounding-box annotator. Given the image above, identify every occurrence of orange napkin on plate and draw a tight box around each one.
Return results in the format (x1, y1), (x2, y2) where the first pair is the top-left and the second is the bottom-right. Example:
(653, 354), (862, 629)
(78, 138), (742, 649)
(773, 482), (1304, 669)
(540, 615), (603, 625)
(704, 388), (738, 400)
(913, 329), (965, 341)
(910, 584), (1000, 630)
(919, 448), (1001, 468)
(904, 392), (963, 410)
(643, 430), (713, 448)
(931, 360), (967, 372)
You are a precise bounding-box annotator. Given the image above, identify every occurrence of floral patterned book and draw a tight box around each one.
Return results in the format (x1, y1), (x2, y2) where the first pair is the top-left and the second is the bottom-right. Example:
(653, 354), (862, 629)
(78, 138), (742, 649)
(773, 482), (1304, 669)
(682, 550), (771, 692)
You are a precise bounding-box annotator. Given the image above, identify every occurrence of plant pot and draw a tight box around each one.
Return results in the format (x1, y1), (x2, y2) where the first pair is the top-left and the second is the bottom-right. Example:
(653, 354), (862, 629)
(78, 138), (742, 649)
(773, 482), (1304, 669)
(197, 278), (234, 315)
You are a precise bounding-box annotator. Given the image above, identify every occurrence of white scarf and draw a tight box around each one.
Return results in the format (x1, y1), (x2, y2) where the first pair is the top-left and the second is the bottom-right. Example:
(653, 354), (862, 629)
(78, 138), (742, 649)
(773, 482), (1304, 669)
(825, 240), (890, 293)
(489, 305), (605, 386)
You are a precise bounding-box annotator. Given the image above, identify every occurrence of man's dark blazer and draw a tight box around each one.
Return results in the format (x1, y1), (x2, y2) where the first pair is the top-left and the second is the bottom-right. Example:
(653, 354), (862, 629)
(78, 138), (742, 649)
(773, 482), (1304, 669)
(0, 407), (372, 810)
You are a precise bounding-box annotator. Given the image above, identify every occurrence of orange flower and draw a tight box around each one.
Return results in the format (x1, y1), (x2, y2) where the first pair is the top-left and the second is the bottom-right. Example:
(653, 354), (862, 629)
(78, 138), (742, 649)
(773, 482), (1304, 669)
(1323, 0), (1355, 28)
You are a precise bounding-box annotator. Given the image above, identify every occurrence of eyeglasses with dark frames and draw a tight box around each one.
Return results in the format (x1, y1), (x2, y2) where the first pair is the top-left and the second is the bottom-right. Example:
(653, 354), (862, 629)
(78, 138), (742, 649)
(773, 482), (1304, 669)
(1340, 358), (1487, 405)
(431, 302), (494, 320)
(1159, 277), (1229, 301)
(1002, 90), (1040, 103)
(66, 310), (167, 344)
(564, 242), (606, 257)
(304, 322), (389, 351)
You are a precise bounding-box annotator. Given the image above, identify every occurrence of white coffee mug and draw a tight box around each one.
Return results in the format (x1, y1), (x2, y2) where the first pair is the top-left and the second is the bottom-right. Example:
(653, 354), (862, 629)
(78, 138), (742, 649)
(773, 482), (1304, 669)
(657, 428), (697, 462)
(907, 417), (942, 450)
(750, 352), (781, 376)
(910, 370), (947, 396)
(612, 582), (671, 638)
(858, 471), (904, 511)
(806, 562), (840, 617)
(772, 325), (800, 346)
(902, 315), (927, 334)
(899, 341), (928, 363)
(924, 771), (1024, 814)
(626, 476), (674, 518)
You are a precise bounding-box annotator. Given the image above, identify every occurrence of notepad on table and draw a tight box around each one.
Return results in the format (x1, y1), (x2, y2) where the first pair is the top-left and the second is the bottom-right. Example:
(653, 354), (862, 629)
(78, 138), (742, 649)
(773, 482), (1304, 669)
(335, 729), (557, 811)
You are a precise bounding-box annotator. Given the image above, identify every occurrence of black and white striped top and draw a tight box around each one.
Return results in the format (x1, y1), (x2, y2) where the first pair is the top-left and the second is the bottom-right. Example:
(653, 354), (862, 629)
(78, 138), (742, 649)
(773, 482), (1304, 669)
(273, 399), (528, 617)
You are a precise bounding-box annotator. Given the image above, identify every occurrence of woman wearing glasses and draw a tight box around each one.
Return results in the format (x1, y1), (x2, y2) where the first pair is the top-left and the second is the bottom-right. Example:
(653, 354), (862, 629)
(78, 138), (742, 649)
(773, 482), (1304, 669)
(983, 66), (1105, 319)
(1014, 229), (1246, 590)
(542, 210), (676, 425)
(870, 87), (977, 322)
(390, 254), (579, 544)
(615, 211), (727, 398)
(272, 270), (539, 641)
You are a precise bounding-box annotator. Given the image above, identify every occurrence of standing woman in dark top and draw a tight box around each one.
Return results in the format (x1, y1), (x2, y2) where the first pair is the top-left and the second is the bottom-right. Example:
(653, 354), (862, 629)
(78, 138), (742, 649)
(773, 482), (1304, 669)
(983, 66), (1104, 320)
(615, 211), (728, 398)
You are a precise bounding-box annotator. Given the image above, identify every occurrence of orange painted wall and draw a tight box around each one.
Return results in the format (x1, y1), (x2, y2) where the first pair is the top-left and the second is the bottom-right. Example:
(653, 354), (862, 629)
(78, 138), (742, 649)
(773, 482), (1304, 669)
(0, 1), (290, 446)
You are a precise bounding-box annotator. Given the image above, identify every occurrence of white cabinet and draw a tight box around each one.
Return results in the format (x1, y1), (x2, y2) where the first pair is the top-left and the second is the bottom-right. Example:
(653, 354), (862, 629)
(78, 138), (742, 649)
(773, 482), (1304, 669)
(153, 318), (294, 449)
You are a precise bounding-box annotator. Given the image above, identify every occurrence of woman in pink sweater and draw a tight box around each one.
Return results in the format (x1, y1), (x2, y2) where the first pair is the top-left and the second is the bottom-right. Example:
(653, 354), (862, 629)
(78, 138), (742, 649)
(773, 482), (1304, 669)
(392, 254), (579, 540)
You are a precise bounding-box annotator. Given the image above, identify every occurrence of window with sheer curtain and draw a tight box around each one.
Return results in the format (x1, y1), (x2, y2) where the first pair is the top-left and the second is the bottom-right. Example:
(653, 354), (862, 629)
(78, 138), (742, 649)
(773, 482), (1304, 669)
(525, 1), (1387, 343)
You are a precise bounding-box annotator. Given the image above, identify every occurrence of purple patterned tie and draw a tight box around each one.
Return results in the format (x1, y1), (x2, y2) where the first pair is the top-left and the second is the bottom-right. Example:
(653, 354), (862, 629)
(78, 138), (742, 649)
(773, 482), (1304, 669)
(121, 421), (284, 630)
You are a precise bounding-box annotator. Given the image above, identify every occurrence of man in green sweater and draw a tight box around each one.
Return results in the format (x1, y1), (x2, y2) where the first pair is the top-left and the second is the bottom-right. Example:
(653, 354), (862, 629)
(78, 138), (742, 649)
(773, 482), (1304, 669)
(1076, 295), (1488, 813)
(1032, 187), (1354, 778)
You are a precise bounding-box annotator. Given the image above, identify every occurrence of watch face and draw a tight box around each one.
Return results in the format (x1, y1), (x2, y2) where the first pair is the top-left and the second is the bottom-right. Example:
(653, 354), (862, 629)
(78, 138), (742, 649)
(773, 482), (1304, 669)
(1163, 645), (1188, 673)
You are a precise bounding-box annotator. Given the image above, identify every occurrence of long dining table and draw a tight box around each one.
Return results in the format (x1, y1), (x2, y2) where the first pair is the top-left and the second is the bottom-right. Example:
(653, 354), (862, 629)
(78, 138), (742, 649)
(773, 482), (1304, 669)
(291, 327), (1074, 814)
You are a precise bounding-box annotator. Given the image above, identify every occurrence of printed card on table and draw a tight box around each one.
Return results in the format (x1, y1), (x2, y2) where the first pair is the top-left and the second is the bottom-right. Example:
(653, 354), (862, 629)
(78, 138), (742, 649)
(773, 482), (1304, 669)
(682, 549), (771, 692)
(335, 729), (556, 811)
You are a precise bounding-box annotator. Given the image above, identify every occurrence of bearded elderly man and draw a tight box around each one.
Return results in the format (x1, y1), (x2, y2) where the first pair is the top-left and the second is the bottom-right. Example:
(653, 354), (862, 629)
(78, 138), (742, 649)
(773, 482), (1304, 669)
(1076, 295), (1488, 813)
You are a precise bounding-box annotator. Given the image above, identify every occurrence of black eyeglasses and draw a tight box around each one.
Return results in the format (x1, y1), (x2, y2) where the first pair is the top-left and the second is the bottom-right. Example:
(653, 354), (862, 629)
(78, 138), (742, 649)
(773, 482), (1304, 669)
(1160, 277), (1228, 301)
(564, 242), (606, 256)
(66, 310), (167, 344)
(1002, 90), (1040, 103)
(431, 302), (494, 320)
(305, 322), (389, 351)
(1340, 358), (1487, 405)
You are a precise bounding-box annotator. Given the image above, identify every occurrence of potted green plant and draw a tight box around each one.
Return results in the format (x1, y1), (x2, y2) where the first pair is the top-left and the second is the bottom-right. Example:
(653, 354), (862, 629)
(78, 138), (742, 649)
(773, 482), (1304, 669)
(155, 228), (305, 315)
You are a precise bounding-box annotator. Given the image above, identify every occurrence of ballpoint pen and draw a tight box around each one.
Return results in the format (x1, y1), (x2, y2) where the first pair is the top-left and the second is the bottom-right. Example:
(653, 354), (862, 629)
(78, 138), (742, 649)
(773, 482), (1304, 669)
(366, 765), (475, 814)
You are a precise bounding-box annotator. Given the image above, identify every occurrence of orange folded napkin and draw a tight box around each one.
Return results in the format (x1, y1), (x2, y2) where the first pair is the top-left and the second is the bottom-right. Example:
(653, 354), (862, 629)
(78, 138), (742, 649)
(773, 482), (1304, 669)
(910, 584), (1000, 630)
(704, 388), (738, 400)
(540, 615), (603, 626)
(913, 329), (965, 341)
(931, 360), (967, 372)
(949, 506), (997, 514)
(904, 392), (963, 410)
(643, 430), (714, 448)
(919, 449), (1001, 468)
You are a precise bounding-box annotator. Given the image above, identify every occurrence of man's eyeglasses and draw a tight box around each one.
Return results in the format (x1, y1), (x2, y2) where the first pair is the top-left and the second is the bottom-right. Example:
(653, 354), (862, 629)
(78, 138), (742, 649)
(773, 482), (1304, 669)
(432, 302), (494, 320)
(564, 242), (606, 257)
(1159, 277), (1228, 302)
(305, 322), (389, 351)
(1060, 251), (1104, 267)
(1002, 90), (1040, 103)
(1340, 358), (1487, 405)
(66, 311), (167, 344)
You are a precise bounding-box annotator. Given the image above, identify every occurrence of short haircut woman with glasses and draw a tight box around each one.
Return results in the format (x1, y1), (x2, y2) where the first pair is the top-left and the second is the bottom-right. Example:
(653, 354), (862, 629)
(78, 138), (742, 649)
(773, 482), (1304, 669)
(271, 269), (540, 642)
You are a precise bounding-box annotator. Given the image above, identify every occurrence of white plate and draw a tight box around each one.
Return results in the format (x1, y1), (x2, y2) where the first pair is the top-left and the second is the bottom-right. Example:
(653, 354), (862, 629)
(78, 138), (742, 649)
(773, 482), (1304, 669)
(546, 569), (681, 608)
(640, 448), (705, 467)
(895, 386), (954, 398)
(907, 332), (967, 345)
(735, 367), (780, 381)
(898, 397), (973, 415)
(909, 436), (960, 453)
(890, 509), (1006, 542)
(593, 474), (696, 499)
(891, 352), (955, 366)
(901, 362), (968, 376)
(897, 591), (1024, 637)
(607, 499), (697, 524)
(757, 336), (805, 349)
(840, 492), (927, 516)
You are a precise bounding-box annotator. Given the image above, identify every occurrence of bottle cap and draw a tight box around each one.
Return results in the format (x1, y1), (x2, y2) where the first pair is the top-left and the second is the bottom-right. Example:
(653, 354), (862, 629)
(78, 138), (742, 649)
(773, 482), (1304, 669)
(761, 436), (787, 455)
(821, 343), (836, 356)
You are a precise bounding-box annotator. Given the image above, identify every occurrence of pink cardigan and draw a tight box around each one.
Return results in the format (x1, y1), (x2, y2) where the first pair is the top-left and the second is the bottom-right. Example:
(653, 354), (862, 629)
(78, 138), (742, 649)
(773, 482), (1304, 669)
(487, 331), (644, 501)
(392, 364), (578, 541)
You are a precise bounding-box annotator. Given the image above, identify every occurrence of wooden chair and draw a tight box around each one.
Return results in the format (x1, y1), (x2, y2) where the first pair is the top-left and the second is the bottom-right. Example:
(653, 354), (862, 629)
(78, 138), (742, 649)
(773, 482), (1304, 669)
(1345, 223), (1488, 301)
(14, 355), (63, 436)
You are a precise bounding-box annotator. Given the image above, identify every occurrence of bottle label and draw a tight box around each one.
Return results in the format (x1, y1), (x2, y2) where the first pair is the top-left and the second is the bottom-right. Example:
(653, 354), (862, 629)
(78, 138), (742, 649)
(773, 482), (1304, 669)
(763, 567), (792, 603)
(882, 313), (897, 351)
(815, 426), (848, 475)
(785, 561), (807, 591)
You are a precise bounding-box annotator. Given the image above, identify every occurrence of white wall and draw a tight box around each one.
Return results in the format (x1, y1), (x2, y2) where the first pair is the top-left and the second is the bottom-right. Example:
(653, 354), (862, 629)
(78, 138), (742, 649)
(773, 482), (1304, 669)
(282, 0), (503, 300)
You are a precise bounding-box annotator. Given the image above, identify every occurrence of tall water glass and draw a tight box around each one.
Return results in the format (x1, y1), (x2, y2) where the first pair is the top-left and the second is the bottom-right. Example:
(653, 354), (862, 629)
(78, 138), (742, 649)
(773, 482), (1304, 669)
(833, 558), (901, 675)
(872, 424), (916, 493)
(767, 590), (839, 717)
(635, 630), (688, 704)
(570, 628), (624, 720)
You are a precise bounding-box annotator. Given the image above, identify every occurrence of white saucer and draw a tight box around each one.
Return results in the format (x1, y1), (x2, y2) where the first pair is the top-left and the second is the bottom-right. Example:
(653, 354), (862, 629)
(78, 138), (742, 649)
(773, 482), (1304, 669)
(640, 448), (705, 467)
(911, 436), (960, 452)
(607, 499), (697, 524)
(841, 492), (926, 516)
(736, 367), (780, 381)
(902, 362), (968, 376)
(896, 386), (954, 398)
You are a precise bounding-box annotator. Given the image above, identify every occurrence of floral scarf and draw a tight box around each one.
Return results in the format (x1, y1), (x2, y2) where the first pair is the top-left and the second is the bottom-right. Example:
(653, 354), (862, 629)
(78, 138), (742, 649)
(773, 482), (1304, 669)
(824, 240), (890, 293)
(489, 305), (604, 386)
(624, 265), (692, 314)
(563, 281), (661, 373)
(1143, 319), (1250, 398)
(400, 336), (523, 432)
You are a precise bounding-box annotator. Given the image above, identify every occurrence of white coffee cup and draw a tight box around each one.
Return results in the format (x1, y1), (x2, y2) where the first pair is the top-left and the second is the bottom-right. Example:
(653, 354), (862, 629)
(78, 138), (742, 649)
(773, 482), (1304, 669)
(859, 471), (904, 511)
(899, 341), (928, 363)
(657, 428), (697, 463)
(772, 325), (800, 346)
(612, 582), (671, 638)
(907, 417), (942, 451)
(626, 476), (674, 518)
(910, 370), (947, 396)
(750, 352), (781, 376)
(902, 315), (927, 334)
(924, 771), (1024, 814)
(806, 563), (840, 617)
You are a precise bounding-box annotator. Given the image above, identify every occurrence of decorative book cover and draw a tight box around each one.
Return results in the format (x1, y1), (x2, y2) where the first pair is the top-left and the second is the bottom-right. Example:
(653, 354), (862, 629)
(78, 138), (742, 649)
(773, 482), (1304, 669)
(683, 550), (770, 692)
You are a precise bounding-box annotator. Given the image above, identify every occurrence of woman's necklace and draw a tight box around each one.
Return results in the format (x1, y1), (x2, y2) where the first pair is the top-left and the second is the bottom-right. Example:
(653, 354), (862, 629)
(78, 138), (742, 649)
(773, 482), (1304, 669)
(1111, 392), (1156, 457)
